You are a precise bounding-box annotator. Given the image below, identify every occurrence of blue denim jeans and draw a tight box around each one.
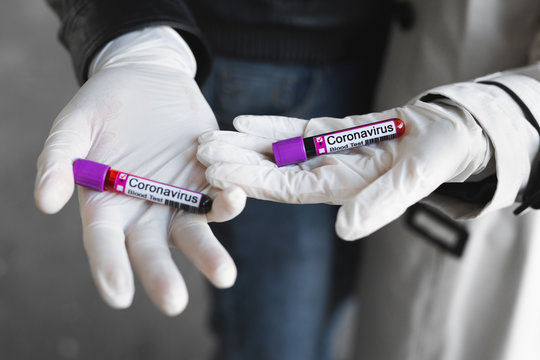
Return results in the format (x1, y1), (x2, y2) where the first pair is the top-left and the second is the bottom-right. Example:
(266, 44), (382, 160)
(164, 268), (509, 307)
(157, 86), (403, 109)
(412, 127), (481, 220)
(203, 57), (374, 360)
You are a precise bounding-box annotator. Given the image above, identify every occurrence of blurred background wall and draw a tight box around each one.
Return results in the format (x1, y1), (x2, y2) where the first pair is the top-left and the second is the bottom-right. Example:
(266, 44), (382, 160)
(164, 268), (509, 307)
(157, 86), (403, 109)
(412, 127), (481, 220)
(0, 1), (214, 359)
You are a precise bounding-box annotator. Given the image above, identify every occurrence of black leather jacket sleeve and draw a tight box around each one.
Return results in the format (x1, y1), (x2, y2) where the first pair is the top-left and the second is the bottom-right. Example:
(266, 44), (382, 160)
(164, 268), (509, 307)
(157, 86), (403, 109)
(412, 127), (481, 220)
(46, 0), (210, 84)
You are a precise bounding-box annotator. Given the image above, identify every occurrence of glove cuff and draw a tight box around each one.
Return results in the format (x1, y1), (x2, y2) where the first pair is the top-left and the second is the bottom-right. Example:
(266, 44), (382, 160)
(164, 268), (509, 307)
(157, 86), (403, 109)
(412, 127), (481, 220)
(89, 26), (197, 79)
(50, 0), (209, 84)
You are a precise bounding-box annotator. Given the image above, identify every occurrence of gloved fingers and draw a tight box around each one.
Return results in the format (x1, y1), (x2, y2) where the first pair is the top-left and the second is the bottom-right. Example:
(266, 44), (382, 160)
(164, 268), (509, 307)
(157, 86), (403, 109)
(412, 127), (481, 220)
(79, 190), (135, 309)
(233, 115), (308, 139)
(206, 186), (247, 223)
(169, 214), (237, 288)
(126, 207), (188, 316)
(335, 188), (413, 241)
(197, 139), (275, 167)
(198, 130), (274, 155)
(205, 162), (336, 204)
(35, 111), (92, 214)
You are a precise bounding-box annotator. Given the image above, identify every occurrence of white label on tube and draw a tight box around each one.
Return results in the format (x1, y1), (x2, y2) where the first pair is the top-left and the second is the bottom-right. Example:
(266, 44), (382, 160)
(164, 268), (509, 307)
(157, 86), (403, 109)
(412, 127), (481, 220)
(314, 120), (397, 155)
(116, 173), (202, 207)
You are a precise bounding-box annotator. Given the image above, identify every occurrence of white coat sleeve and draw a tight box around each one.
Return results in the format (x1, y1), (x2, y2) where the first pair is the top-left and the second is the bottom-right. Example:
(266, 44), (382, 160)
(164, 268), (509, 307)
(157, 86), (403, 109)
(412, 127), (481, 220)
(416, 32), (540, 218)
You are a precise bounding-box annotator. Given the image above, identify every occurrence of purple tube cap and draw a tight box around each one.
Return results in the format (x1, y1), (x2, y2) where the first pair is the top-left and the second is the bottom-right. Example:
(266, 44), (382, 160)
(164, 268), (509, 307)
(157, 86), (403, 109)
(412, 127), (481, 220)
(272, 136), (307, 167)
(73, 158), (110, 191)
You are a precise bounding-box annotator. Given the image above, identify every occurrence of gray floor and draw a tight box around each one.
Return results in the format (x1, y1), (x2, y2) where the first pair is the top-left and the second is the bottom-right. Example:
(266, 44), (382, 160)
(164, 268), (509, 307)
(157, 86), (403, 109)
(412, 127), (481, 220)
(0, 2), (214, 359)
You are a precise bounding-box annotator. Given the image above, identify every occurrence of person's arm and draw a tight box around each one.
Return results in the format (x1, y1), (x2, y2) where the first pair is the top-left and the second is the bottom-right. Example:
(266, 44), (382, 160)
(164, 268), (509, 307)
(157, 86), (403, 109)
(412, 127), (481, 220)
(36, 1), (245, 316)
(197, 32), (540, 240)
(46, 0), (210, 83)
(411, 36), (540, 218)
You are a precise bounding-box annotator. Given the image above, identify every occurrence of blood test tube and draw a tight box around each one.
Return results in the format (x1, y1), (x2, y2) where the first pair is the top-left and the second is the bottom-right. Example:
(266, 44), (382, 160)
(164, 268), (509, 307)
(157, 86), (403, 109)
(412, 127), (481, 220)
(73, 159), (212, 214)
(272, 118), (405, 167)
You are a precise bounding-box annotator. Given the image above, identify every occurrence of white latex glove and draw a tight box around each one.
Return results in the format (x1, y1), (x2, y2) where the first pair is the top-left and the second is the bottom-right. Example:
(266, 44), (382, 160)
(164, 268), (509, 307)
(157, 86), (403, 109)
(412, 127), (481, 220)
(35, 26), (246, 316)
(197, 99), (492, 240)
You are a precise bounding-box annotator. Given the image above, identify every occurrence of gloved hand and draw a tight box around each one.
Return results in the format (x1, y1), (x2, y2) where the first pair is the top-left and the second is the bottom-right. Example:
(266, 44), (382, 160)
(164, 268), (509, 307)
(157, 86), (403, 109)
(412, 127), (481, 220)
(34, 26), (246, 316)
(197, 99), (492, 240)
